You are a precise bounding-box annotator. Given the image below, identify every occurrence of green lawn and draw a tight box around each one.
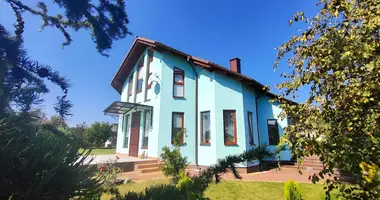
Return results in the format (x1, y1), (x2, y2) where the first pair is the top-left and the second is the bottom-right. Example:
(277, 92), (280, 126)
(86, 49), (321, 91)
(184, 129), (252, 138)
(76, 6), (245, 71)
(80, 148), (116, 155)
(102, 179), (339, 200)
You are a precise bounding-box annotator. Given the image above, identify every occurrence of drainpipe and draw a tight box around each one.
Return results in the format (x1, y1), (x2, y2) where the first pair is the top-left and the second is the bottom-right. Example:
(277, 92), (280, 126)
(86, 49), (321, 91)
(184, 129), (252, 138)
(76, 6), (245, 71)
(187, 57), (199, 166)
(255, 94), (264, 147)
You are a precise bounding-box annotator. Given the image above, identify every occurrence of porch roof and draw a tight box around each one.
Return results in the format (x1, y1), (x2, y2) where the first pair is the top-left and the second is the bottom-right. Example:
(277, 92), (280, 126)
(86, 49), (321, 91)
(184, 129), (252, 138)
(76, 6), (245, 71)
(103, 101), (153, 116)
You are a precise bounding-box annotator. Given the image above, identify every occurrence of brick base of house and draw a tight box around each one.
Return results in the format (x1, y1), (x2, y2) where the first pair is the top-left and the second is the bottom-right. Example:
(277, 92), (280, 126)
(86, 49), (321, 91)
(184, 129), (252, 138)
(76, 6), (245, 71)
(188, 164), (261, 175)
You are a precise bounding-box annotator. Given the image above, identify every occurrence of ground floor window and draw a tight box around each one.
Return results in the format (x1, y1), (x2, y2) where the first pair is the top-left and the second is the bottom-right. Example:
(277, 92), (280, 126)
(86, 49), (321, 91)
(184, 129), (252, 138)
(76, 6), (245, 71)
(172, 112), (184, 144)
(142, 111), (151, 149)
(267, 119), (279, 145)
(223, 110), (237, 145)
(200, 111), (210, 144)
(247, 111), (254, 145)
(123, 114), (130, 148)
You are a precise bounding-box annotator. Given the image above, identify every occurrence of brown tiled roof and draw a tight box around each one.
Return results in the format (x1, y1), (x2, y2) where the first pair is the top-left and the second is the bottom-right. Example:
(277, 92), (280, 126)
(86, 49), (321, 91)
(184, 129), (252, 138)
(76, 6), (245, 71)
(111, 36), (296, 104)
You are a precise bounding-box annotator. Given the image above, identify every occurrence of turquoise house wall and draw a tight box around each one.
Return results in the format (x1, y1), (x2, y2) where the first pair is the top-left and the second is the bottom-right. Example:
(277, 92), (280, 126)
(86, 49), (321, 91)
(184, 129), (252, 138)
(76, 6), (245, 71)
(116, 48), (163, 158)
(158, 52), (197, 164)
(197, 69), (217, 166)
(242, 86), (259, 149)
(214, 73), (247, 162)
(257, 95), (292, 160)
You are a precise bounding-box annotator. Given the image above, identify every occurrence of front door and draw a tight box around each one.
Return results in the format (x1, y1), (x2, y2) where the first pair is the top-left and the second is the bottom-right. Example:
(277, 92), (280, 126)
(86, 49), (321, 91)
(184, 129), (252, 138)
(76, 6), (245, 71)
(129, 112), (140, 157)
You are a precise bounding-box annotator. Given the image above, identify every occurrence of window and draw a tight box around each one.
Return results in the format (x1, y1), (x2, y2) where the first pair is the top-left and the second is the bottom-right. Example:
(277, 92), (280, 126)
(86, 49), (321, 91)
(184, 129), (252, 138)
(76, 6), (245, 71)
(172, 112), (184, 144)
(128, 78), (133, 96)
(123, 114), (130, 148)
(145, 50), (153, 101)
(142, 111), (151, 149)
(247, 112), (254, 145)
(267, 119), (280, 145)
(173, 67), (184, 98)
(200, 111), (211, 144)
(223, 110), (237, 145)
(136, 79), (143, 92)
(136, 60), (144, 93)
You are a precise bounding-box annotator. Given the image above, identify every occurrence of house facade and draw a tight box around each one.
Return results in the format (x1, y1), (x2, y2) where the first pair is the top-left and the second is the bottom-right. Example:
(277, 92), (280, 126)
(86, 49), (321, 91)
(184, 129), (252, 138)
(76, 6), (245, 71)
(104, 37), (293, 170)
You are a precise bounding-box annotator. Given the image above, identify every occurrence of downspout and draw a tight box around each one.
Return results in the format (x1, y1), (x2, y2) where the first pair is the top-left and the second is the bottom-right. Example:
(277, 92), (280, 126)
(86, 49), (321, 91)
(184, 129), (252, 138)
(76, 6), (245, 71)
(255, 93), (264, 147)
(187, 57), (199, 166)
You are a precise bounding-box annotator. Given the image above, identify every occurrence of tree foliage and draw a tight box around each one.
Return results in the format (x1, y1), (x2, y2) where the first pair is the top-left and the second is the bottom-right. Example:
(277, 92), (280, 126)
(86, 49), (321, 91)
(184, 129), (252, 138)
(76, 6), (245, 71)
(0, 0), (131, 199)
(69, 122), (89, 147)
(275, 0), (380, 199)
(1, 0), (131, 120)
(85, 121), (115, 147)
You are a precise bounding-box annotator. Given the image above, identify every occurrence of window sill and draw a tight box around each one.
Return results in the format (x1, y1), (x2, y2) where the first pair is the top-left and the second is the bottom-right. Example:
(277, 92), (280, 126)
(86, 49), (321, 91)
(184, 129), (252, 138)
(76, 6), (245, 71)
(141, 146), (148, 149)
(224, 143), (238, 146)
(136, 90), (142, 93)
(200, 143), (210, 146)
(173, 96), (185, 99)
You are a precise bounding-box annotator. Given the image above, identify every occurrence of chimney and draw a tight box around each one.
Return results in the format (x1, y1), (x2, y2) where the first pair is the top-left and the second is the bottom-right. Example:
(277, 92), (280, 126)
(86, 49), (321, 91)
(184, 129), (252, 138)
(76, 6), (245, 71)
(229, 58), (241, 73)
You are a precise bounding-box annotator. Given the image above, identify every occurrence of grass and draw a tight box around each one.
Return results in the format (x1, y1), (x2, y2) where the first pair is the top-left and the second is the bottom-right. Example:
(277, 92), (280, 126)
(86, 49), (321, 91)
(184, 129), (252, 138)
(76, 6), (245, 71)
(80, 148), (116, 155)
(102, 179), (339, 200)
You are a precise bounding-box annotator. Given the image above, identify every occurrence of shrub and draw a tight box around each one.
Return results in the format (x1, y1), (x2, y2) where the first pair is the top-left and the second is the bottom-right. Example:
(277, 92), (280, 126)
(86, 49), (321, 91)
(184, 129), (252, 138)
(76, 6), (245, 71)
(0, 114), (102, 199)
(97, 159), (121, 189)
(159, 129), (189, 184)
(284, 180), (302, 200)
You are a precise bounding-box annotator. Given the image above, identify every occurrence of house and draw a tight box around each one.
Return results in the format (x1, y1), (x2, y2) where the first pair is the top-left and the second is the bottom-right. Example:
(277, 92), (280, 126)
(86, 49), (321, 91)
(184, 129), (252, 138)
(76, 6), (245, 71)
(104, 37), (294, 172)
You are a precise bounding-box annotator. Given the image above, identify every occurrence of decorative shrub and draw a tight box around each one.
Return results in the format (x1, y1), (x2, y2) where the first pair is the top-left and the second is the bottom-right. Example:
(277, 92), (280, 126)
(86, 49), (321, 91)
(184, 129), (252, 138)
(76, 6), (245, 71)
(97, 159), (121, 189)
(159, 129), (189, 184)
(284, 180), (302, 200)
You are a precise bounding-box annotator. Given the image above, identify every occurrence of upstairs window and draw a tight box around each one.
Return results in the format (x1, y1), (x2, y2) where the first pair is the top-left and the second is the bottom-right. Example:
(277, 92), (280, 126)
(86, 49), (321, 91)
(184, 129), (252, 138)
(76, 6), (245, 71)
(128, 77), (133, 96)
(267, 119), (279, 145)
(223, 110), (237, 145)
(172, 112), (184, 144)
(145, 50), (153, 101)
(173, 67), (184, 98)
(200, 111), (211, 144)
(127, 77), (133, 102)
(247, 112), (254, 145)
(136, 59), (144, 93)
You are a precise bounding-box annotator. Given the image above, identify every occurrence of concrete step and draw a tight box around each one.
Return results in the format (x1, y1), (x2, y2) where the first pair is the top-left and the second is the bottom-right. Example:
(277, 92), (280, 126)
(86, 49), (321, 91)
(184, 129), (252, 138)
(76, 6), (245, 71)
(140, 167), (161, 174)
(136, 163), (160, 169)
(134, 159), (159, 165)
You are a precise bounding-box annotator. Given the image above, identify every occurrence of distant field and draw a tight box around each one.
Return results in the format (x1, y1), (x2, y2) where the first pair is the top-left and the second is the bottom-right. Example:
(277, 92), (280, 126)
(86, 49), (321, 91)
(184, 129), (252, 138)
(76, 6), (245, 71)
(80, 148), (116, 155)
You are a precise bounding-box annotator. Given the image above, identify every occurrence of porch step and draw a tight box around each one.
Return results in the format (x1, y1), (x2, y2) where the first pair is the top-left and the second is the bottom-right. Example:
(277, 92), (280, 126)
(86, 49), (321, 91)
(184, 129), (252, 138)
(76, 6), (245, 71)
(140, 167), (161, 174)
(134, 159), (161, 174)
(135, 159), (159, 164)
(136, 163), (160, 169)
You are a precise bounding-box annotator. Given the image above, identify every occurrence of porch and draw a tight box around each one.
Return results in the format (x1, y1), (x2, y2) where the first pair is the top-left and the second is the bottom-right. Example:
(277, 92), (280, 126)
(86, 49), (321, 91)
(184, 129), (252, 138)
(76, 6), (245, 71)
(104, 101), (153, 158)
(89, 154), (160, 174)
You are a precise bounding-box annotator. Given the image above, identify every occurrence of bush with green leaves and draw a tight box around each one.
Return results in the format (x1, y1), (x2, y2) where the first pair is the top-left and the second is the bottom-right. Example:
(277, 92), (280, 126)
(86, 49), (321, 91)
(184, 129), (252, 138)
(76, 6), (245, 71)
(159, 129), (189, 184)
(284, 180), (302, 200)
(274, 0), (380, 198)
(0, 114), (103, 199)
(97, 159), (122, 190)
(85, 121), (115, 147)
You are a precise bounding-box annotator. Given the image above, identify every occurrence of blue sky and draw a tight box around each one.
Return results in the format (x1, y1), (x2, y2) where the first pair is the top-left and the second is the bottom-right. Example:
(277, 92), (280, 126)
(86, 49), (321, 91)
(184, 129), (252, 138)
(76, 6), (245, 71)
(0, 0), (318, 126)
